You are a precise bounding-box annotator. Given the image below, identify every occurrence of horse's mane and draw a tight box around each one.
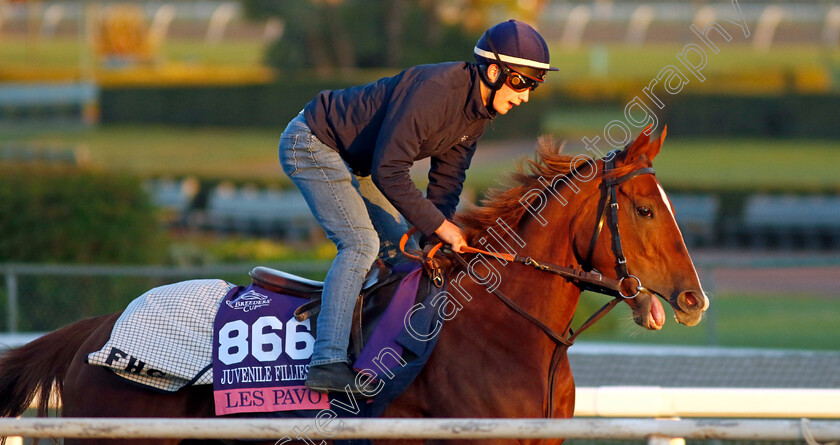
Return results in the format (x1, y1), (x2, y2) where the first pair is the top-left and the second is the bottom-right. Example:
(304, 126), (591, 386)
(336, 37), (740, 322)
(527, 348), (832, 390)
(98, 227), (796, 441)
(457, 136), (582, 241)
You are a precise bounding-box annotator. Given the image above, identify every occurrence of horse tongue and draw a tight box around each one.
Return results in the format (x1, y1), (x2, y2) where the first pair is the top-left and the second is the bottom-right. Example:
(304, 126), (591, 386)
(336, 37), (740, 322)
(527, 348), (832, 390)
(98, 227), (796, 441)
(650, 296), (665, 329)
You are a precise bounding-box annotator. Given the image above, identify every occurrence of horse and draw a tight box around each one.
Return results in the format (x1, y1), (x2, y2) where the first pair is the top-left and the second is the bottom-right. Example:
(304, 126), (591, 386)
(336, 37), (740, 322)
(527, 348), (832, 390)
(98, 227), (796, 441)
(0, 129), (708, 445)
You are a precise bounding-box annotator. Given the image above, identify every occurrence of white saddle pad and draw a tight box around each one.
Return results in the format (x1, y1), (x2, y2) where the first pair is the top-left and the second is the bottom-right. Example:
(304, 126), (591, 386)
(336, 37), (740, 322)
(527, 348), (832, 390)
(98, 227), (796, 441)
(87, 279), (234, 391)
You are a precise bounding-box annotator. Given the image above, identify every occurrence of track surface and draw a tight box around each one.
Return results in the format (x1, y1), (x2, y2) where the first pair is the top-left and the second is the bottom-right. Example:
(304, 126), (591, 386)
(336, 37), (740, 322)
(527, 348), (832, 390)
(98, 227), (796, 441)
(692, 250), (840, 297)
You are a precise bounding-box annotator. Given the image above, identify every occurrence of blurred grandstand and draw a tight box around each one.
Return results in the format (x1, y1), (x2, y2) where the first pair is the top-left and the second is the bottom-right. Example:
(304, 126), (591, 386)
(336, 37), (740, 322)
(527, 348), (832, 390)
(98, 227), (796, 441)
(0, 1), (837, 61)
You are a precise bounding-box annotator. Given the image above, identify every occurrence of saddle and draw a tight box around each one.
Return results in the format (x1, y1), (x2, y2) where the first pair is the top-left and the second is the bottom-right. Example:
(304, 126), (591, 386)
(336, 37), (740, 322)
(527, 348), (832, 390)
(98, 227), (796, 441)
(250, 259), (391, 300)
(249, 259), (404, 359)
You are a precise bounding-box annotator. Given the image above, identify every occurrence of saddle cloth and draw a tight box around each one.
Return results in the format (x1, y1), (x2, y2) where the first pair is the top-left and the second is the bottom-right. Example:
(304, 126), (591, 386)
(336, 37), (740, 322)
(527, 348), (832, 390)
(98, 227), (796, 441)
(87, 279), (234, 392)
(211, 263), (431, 416)
(87, 264), (448, 415)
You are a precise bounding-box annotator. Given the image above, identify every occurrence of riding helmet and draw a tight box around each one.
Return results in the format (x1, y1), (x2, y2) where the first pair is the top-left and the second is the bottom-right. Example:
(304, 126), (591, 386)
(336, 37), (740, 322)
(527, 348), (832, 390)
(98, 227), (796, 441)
(474, 19), (558, 87)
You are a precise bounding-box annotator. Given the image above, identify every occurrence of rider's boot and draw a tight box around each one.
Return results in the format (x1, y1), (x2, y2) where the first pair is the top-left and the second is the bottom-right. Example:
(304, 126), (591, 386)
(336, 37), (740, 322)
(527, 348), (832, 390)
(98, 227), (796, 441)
(305, 362), (367, 396)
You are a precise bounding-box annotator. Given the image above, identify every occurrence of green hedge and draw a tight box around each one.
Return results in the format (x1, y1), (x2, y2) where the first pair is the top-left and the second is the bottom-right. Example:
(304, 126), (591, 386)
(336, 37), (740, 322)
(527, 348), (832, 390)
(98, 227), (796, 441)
(0, 165), (167, 264)
(99, 82), (553, 141)
(101, 82), (840, 139)
(99, 80), (359, 129)
(663, 94), (840, 138)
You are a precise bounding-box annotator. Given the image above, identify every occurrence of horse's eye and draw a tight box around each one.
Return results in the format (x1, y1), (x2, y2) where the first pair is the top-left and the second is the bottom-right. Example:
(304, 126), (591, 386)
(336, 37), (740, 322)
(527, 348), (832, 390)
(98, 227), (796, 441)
(636, 206), (653, 218)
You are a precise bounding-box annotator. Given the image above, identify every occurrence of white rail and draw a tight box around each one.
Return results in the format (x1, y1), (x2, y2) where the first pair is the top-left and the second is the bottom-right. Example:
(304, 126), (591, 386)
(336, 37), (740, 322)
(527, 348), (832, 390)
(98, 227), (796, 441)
(0, 418), (839, 441)
(3, 387), (839, 443)
(16, 386), (840, 419)
(575, 387), (840, 418)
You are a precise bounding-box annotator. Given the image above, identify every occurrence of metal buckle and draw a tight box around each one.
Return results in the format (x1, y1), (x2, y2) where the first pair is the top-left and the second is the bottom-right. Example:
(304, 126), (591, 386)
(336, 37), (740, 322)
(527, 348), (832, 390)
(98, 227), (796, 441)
(524, 257), (549, 271)
(617, 274), (645, 299)
(430, 266), (444, 288)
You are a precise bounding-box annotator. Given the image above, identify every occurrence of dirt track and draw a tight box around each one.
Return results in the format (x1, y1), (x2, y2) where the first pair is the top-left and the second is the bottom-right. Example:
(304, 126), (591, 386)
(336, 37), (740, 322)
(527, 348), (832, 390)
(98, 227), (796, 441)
(691, 250), (840, 297)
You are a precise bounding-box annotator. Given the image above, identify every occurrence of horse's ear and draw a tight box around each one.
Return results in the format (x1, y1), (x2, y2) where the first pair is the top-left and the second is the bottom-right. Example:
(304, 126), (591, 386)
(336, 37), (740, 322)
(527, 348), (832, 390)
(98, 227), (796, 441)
(646, 125), (666, 161)
(624, 125), (666, 163)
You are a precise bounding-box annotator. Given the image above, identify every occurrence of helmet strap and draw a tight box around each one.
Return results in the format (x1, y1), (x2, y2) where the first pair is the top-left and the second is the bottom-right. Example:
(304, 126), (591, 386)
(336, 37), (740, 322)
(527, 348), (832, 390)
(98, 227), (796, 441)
(478, 64), (500, 111)
(481, 33), (509, 91)
(478, 33), (511, 112)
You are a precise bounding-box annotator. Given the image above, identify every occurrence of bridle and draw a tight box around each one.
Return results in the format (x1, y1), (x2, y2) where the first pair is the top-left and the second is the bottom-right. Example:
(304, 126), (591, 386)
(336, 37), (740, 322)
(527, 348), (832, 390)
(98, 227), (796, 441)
(582, 153), (657, 298)
(400, 151), (658, 417)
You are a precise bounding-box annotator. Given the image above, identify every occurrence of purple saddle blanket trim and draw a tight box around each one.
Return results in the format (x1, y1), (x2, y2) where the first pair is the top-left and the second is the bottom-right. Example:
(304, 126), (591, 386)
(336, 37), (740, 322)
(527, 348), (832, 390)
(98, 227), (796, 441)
(353, 265), (422, 374)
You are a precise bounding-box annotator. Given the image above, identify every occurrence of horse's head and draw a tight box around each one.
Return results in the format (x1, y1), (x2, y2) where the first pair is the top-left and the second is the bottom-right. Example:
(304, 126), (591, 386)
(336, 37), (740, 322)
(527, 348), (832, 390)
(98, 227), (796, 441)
(574, 128), (709, 330)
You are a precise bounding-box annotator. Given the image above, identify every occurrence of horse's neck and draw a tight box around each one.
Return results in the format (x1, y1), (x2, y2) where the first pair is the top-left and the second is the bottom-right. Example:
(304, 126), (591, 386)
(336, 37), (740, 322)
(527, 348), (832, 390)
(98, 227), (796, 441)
(510, 212), (583, 319)
(453, 202), (584, 339)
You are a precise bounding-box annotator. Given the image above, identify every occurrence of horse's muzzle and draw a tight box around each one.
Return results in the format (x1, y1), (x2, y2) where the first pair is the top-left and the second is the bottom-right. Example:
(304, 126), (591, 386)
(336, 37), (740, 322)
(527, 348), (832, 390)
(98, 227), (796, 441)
(672, 290), (709, 326)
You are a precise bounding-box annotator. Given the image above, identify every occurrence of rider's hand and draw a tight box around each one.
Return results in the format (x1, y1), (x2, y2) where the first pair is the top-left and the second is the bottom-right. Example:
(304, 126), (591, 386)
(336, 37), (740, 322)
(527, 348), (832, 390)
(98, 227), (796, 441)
(434, 219), (467, 253)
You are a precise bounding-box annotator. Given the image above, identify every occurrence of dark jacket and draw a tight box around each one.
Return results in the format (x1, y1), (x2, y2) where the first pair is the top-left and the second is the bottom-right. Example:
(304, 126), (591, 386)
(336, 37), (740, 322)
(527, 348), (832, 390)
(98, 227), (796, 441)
(303, 62), (493, 236)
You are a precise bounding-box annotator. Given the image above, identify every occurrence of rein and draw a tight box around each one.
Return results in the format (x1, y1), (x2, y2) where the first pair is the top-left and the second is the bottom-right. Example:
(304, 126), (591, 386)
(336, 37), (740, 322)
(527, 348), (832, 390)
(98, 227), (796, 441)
(399, 155), (656, 418)
(448, 251), (620, 419)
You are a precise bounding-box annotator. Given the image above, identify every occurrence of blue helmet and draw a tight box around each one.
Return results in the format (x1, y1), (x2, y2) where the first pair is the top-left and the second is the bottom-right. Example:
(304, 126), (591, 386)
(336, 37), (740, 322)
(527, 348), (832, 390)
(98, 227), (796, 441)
(474, 19), (558, 86)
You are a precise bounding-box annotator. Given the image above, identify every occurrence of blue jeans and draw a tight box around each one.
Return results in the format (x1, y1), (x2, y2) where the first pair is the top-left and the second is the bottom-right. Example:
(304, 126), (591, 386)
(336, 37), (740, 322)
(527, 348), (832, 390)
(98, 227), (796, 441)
(279, 113), (418, 366)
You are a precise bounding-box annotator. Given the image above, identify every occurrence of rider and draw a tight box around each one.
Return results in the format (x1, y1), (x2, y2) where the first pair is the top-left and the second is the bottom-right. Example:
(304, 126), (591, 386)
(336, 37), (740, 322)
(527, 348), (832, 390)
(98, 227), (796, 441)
(277, 19), (558, 395)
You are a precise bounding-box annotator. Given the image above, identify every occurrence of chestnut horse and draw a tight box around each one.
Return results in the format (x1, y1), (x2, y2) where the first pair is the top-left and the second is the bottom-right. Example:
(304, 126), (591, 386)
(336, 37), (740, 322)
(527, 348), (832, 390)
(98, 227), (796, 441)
(0, 130), (708, 444)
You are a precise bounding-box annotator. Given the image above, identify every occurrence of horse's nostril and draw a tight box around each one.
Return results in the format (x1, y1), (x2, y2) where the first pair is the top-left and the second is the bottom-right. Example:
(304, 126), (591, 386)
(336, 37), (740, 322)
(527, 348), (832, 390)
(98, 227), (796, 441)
(679, 291), (708, 312)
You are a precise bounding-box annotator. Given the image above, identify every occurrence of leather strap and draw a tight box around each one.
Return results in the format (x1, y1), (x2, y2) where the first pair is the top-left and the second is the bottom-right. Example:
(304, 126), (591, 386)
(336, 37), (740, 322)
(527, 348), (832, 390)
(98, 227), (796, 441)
(460, 246), (624, 298)
(451, 253), (621, 418)
(455, 254), (573, 348)
(584, 184), (610, 271)
(605, 167), (656, 187)
(293, 299), (321, 321)
(461, 245), (514, 262)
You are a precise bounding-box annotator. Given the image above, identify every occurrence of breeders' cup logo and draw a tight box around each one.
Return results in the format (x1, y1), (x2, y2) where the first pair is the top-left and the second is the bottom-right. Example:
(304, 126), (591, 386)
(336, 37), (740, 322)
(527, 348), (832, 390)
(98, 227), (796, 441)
(226, 290), (271, 312)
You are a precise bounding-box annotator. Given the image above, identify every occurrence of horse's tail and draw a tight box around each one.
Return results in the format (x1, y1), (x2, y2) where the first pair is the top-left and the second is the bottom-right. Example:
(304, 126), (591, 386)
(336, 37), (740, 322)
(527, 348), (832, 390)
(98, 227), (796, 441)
(0, 314), (110, 418)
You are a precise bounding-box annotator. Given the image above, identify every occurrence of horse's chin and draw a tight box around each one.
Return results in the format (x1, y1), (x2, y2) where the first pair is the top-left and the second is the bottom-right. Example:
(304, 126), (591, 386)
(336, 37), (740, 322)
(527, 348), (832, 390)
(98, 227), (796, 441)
(672, 305), (705, 327)
(631, 293), (666, 331)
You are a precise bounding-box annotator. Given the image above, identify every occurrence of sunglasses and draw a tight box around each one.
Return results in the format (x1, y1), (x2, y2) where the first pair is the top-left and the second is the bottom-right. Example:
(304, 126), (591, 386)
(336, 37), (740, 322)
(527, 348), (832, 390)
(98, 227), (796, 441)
(505, 68), (541, 92)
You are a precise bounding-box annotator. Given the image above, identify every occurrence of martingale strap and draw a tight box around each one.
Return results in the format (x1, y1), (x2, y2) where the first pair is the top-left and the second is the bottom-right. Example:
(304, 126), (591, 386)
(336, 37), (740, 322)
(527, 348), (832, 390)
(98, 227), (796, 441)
(450, 252), (620, 419)
(452, 254), (572, 348)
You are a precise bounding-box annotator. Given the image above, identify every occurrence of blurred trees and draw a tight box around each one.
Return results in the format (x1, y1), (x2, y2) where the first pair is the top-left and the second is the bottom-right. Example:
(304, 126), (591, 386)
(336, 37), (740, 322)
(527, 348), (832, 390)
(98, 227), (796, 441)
(0, 166), (168, 264)
(242, 0), (547, 76)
